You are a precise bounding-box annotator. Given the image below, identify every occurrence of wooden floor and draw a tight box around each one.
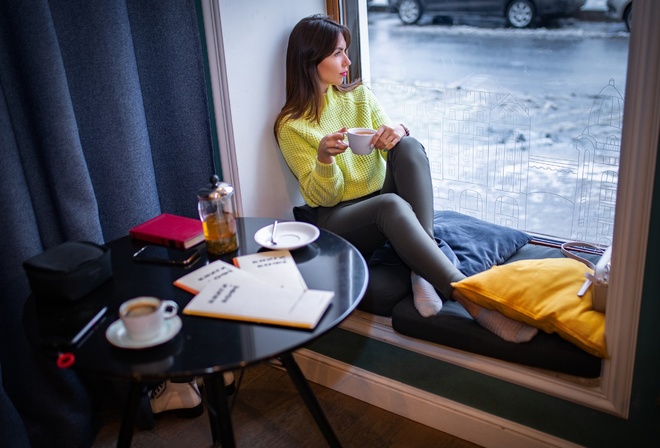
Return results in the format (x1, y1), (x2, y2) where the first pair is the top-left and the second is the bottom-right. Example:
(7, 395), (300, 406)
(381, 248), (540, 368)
(91, 362), (480, 448)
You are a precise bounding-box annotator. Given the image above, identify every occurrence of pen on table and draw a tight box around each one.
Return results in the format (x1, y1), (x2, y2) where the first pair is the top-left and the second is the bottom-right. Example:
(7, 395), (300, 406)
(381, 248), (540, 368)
(71, 306), (108, 346)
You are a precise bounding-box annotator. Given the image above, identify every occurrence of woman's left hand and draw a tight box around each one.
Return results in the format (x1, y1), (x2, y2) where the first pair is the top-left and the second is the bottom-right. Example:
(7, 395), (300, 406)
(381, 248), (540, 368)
(372, 124), (405, 151)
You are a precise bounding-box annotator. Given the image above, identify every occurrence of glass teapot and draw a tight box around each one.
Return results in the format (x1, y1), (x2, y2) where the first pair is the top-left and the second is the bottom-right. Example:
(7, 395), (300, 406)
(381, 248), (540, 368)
(197, 174), (238, 255)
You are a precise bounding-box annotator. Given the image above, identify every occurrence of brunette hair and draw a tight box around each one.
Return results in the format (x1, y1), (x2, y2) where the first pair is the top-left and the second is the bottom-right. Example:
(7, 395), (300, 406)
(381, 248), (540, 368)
(274, 14), (360, 138)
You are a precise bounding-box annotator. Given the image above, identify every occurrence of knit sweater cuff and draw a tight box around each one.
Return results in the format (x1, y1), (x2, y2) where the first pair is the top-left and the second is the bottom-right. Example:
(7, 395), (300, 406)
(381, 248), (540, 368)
(314, 160), (336, 178)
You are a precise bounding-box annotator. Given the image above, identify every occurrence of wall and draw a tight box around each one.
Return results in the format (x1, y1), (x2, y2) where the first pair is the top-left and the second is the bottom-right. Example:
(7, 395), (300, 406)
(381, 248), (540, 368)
(205, 0), (325, 220)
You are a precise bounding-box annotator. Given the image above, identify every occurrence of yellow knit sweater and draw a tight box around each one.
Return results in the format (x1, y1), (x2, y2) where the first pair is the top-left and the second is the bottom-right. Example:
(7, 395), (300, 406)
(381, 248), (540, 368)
(276, 85), (391, 207)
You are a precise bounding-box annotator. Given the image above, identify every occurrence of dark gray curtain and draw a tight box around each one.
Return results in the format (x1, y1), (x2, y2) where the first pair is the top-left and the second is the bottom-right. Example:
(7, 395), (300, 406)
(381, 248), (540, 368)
(0, 0), (215, 445)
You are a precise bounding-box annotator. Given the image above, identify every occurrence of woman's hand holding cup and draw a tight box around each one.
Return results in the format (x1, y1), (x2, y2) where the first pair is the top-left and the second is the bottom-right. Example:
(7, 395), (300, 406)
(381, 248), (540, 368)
(371, 124), (403, 151)
(317, 127), (348, 164)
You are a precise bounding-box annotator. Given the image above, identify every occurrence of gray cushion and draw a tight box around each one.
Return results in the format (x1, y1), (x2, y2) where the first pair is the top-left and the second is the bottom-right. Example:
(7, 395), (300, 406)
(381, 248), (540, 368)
(432, 211), (532, 276)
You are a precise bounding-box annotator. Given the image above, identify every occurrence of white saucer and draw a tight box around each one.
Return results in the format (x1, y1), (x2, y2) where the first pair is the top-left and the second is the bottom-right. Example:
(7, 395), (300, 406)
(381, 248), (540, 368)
(105, 316), (182, 349)
(254, 221), (320, 250)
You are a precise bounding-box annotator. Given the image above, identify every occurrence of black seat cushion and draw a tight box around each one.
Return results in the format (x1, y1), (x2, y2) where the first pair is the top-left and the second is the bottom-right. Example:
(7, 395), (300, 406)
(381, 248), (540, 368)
(391, 298), (601, 377)
(360, 245), (412, 315)
(293, 205), (318, 225)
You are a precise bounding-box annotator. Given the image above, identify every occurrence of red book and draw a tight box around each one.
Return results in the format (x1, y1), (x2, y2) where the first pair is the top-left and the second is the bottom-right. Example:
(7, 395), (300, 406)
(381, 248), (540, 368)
(129, 213), (205, 249)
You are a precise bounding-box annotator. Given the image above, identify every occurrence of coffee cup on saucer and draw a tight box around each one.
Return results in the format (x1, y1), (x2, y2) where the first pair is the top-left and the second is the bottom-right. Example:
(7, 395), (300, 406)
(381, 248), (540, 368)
(347, 128), (376, 155)
(119, 296), (178, 341)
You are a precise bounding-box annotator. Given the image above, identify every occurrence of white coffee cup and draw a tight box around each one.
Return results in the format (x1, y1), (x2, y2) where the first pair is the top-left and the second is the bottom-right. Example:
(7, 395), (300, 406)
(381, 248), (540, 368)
(119, 296), (178, 341)
(347, 128), (376, 155)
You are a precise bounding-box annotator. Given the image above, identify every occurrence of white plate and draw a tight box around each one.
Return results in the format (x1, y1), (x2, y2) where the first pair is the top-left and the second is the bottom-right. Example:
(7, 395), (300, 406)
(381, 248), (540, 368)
(105, 316), (182, 349)
(254, 221), (320, 250)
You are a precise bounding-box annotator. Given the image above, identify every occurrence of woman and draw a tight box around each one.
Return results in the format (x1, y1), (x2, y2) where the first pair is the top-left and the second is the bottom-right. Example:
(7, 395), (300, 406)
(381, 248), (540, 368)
(274, 14), (536, 343)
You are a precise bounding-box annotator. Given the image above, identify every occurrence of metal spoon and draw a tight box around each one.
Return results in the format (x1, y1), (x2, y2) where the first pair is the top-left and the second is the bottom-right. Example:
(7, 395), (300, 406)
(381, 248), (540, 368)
(270, 220), (278, 245)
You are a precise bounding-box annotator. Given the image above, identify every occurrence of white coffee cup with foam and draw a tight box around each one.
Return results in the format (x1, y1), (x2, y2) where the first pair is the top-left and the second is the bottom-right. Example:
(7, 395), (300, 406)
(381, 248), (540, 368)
(119, 296), (178, 341)
(347, 128), (376, 155)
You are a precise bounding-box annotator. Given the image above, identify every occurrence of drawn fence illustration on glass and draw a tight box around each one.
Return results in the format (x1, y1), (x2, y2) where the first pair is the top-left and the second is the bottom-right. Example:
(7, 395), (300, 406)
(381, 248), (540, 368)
(370, 80), (622, 246)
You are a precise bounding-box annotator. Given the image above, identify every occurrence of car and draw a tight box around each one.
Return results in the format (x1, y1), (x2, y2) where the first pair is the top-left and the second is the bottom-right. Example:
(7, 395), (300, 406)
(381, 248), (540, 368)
(388, 0), (587, 28)
(606, 0), (632, 31)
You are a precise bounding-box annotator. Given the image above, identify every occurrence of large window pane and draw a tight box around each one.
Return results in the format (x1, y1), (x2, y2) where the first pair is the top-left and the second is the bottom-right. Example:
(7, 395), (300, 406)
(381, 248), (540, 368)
(367, 4), (629, 246)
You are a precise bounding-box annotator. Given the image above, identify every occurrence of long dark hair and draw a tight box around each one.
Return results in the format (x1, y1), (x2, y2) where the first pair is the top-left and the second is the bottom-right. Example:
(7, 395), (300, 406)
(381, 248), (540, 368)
(274, 15), (360, 138)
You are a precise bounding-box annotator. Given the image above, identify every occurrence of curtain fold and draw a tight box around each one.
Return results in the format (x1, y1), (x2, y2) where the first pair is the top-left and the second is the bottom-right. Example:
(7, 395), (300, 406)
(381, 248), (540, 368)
(0, 1), (215, 445)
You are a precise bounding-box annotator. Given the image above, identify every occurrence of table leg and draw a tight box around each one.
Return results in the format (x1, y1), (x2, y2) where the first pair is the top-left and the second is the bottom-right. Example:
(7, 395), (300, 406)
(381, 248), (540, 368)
(117, 379), (141, 448)
(204, 372), (236, 447)
(279, 352), (341, 447)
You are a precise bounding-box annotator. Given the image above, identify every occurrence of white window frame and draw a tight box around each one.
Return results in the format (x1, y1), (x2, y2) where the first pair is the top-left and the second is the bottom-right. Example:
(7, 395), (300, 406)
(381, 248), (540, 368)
(345, 0), (659, 418)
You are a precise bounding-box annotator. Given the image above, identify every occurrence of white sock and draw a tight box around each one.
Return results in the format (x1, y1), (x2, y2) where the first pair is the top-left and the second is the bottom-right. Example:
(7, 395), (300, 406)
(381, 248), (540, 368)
(475, 309), (538, 343)
(412, 272), (443, 317)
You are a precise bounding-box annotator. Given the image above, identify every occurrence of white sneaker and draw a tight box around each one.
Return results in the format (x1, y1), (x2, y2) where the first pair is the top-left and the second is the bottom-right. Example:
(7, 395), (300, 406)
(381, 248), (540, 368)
(150, 380), (203, 418)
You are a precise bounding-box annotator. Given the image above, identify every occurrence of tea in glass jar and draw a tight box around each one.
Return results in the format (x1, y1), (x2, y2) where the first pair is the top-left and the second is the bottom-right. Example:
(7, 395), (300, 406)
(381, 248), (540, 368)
(197, 175), (239, 255)
(202, 211), (238, 255)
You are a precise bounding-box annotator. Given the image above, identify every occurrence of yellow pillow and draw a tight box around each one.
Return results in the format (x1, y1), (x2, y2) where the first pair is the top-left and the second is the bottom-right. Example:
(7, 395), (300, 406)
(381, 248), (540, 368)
(451, 258), (607, 358)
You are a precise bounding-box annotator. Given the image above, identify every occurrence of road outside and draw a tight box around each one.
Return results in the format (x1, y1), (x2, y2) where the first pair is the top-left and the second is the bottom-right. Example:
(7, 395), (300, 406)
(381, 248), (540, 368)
(366, 1), (629, 244)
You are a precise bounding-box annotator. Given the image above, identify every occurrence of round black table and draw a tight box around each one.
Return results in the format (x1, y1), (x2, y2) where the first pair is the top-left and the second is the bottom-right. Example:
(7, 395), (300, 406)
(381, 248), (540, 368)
(26, 218), (368, 447)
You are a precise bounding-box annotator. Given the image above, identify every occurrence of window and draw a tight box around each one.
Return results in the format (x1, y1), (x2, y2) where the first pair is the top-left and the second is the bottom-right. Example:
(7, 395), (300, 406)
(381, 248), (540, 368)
(338, 0), (660, 418)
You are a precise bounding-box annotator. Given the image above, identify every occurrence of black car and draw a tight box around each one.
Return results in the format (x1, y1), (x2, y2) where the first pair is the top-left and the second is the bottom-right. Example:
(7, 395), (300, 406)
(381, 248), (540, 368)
(388, 0), (587, 28)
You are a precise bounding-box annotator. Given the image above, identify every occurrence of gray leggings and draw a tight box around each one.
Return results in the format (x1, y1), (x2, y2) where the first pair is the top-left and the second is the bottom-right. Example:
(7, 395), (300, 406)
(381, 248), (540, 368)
(316, 137), (466, 299)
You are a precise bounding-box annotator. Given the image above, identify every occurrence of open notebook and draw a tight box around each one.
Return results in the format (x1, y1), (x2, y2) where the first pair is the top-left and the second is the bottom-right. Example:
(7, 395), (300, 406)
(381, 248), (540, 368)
(175, 255), (333, 330)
